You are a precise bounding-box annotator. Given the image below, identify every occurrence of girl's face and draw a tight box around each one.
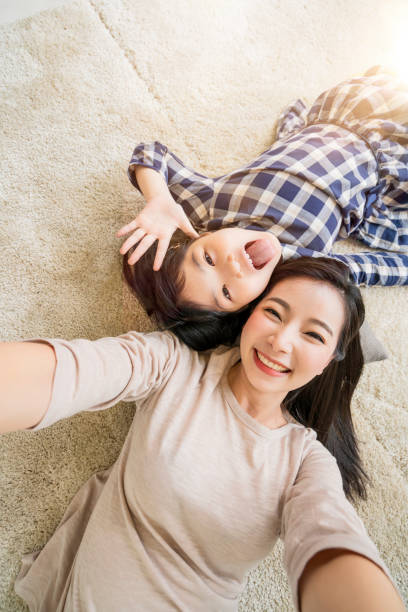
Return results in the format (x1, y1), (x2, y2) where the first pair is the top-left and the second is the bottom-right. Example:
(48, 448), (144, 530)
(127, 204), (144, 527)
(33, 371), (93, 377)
(179, 228), (282, 311)
(238, 276), (345, 397)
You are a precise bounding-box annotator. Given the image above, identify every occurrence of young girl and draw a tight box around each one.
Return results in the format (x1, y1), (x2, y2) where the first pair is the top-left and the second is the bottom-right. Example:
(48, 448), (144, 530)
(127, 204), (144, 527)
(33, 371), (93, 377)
(2, 257), (404, 611)
(118, 67), (408, 349)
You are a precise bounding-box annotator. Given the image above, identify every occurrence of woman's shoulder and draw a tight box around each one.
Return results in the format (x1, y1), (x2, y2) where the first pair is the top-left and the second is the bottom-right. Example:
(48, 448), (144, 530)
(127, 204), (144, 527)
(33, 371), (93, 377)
(194, 342), (241, 378)
(283, 419), (335, 462)
(139, 330), (241, 378)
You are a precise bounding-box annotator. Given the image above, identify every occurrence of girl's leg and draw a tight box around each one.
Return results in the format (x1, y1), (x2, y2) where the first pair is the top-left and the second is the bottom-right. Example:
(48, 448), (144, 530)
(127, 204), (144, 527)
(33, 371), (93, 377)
(275, 99), (308, 141)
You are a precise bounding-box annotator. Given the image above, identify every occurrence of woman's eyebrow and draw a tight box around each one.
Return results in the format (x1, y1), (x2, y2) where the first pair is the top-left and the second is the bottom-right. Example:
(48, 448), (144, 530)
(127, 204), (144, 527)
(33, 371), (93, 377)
(265, 297), (289, 310)
(265, 297), (333, 336)
(309, 318), (333, 336)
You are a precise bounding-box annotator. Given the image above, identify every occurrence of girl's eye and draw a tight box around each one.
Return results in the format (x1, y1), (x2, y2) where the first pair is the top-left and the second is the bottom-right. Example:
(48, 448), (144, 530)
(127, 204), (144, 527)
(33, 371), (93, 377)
(222, 286), (232, 301)
(306, 331), (325, 343)
(265, 308), (281, 320)
(204, 252), (214, 266)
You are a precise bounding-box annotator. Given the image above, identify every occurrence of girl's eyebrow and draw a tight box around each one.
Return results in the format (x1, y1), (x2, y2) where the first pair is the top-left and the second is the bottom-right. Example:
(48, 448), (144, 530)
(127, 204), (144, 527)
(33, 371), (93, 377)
(190, 251), (223, 309)
(192, 251), (205, 270)
(264, 297), (334, 336)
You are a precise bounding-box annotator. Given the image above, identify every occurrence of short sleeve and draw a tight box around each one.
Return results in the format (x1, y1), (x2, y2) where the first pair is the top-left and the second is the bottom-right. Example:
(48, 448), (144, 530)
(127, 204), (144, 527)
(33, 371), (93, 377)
(128, 141), (170, 192)
(127, 141), (214, 229)
(281, 436), (393, 611)
(27, 331), (183, 431)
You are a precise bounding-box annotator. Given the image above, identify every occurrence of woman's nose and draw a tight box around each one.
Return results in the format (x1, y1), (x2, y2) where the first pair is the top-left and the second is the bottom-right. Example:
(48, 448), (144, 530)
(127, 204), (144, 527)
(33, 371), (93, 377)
(226, 254), (243, 278)
(268, 328), (293, 353)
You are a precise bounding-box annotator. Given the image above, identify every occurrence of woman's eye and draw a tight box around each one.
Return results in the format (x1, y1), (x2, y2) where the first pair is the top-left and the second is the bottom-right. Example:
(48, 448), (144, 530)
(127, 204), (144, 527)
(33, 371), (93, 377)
(204, 252), (214, 266)
(265, 308), (281, 320)
(222, 286), (232, 301)
(306, 331), (325, 343)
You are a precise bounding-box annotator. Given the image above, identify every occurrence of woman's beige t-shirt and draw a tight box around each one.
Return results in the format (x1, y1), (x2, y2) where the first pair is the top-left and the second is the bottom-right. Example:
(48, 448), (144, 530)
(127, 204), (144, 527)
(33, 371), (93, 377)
(15, 331), (390, 611)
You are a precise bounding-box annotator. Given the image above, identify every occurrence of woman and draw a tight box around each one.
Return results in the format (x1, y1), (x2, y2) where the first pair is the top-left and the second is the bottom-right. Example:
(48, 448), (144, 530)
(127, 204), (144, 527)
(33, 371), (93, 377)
(118, 67), (408, 349)
(1, 257), (404, 611)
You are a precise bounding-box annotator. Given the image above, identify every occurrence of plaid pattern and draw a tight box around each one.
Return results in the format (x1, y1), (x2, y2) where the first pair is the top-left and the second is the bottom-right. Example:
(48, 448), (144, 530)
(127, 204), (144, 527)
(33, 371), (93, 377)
(128, 69), (408, 286)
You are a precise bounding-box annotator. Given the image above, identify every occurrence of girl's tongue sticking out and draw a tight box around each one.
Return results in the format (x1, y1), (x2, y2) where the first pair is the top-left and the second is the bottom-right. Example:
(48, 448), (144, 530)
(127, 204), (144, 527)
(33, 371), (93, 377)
(245, 239), (277, 269)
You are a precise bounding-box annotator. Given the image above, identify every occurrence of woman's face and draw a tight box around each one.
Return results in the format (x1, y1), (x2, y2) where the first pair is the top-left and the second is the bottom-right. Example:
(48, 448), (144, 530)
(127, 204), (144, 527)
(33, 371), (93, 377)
(238, 276), (346, 396)
(179, 228), (282, 311)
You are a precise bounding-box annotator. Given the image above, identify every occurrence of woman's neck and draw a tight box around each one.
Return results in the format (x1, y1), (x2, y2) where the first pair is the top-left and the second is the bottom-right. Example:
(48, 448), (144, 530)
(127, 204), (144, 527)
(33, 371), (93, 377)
(227, 362), (288, 430)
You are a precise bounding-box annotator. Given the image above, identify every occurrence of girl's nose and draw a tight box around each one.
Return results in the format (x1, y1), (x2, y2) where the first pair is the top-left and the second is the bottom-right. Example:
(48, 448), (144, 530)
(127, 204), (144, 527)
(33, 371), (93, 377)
(226, 254), (243, 278)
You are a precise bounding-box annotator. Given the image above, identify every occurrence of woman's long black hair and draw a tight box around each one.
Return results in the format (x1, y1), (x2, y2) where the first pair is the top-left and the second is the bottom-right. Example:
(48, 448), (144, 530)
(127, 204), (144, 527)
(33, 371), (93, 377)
(261, 256), (367, 502)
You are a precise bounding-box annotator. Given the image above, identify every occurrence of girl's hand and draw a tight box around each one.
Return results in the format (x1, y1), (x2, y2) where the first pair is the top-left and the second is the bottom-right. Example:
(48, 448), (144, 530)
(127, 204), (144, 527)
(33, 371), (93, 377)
(116, 195), (199, 270)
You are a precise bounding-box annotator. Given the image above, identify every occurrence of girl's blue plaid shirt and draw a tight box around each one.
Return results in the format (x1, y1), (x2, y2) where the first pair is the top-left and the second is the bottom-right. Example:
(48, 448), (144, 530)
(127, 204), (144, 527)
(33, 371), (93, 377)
(127, 71), (408, 287)
(128, 133), (406, 287)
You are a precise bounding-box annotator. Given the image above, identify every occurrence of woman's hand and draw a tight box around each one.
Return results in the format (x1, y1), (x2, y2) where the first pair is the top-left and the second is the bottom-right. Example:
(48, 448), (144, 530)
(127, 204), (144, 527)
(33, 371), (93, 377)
(117, 195), (199, 270)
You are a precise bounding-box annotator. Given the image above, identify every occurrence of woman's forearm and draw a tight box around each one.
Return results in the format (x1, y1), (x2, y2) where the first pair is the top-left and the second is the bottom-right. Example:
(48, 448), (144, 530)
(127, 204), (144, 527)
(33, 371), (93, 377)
(299, 548), (404, 612)
(134, 166), (172, 201)
(0, 341), (56, 433)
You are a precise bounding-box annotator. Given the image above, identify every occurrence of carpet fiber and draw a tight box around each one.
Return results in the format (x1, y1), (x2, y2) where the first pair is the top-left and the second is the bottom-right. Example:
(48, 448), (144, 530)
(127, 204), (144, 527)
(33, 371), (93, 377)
(1, 1), (407, 609)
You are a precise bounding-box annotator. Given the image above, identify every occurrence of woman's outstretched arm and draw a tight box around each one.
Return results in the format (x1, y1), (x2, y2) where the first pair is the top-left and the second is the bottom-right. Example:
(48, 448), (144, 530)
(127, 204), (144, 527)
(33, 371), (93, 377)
(299, 548), (405, 612)
(0, 341), (56, 433)
(281, 437), (404, 611)
(1, 332), (183, 434)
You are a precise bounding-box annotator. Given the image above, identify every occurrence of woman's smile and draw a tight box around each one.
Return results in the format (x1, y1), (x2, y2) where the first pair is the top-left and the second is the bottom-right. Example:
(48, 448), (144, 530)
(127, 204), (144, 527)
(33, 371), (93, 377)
(254, 349), (291, 376)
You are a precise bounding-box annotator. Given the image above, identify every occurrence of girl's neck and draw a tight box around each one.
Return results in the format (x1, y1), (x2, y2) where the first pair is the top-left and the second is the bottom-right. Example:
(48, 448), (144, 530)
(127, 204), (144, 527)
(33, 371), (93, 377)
(227, 362), (288, 430)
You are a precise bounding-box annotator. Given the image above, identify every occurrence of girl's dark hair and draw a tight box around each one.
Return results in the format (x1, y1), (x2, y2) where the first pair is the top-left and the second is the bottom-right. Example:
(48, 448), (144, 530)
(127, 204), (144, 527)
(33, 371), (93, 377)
(122, 231), (251, 350)
(261, 256), (367, 501)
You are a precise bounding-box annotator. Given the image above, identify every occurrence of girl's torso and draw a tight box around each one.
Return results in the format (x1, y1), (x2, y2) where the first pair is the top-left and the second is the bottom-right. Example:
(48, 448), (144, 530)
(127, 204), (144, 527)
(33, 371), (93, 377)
(196, 123), (378, 253)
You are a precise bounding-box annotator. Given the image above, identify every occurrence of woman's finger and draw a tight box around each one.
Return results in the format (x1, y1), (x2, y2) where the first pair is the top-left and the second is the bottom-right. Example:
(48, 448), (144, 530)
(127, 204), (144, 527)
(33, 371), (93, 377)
(119, 228), (146, 255)
(153, 236), (172, 271)
(127, 234), (157, 265)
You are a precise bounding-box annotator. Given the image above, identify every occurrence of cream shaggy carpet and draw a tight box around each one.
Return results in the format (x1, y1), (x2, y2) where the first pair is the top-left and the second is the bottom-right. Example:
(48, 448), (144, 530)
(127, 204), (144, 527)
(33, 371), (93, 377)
(1, 1), (407, 610)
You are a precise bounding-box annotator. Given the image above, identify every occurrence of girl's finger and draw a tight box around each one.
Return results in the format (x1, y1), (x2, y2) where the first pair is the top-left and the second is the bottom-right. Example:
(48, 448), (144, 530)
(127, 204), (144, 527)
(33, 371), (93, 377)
(180, 218), (199, 239)
(119, 228), (146, 255)
(116, 219), (139, 237)
(153, 236), (172, 271)
(127, 234), (157, 265)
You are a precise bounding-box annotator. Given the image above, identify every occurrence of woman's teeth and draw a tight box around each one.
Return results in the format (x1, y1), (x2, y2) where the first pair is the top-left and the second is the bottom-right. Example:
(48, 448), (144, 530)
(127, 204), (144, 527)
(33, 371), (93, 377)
(256, 350), (289, 372)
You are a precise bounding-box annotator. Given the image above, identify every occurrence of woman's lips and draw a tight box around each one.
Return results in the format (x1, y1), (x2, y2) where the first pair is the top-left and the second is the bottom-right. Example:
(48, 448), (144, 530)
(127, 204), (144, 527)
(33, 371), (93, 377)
(253, 349), (291, 377)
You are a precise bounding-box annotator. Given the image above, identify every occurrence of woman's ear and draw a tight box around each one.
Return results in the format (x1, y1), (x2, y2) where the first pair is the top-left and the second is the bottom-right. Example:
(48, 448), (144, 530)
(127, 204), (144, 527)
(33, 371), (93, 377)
(316, 363), (328, 376)
(317, 351), (339, 375)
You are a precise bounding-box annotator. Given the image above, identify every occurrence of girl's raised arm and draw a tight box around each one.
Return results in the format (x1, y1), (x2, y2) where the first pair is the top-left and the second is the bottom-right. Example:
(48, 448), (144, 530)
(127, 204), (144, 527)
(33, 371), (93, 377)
(0, 341), (56, 433)
(117, 166), (198, 270)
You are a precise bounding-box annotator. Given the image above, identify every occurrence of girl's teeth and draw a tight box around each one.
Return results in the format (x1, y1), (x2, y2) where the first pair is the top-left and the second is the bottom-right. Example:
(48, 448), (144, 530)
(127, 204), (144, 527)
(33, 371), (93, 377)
(245, 251), (254, 266)
(257, 351), (289, 372)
